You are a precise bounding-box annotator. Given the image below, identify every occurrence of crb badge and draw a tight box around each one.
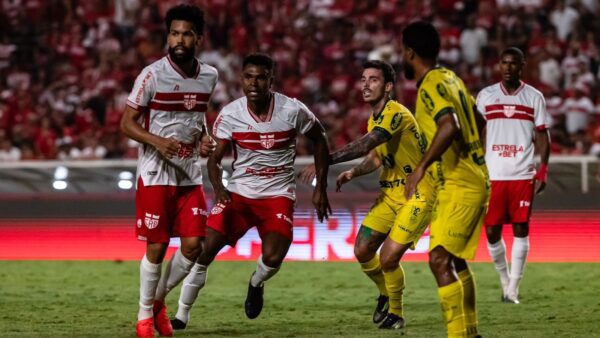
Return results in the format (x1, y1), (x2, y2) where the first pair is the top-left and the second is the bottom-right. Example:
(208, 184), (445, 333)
(420, 89), (435, 112)
(390, 113), (402, 130)
(183, 94), (197, 110)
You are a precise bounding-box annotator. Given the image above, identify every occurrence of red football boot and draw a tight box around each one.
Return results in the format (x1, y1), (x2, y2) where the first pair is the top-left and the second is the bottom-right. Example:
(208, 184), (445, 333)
(136, 317), (155, 338)
(153, 301), (174, 337)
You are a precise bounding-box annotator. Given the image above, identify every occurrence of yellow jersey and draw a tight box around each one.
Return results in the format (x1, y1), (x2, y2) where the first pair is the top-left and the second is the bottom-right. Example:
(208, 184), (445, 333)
(415, 67), (488, 189)
(367, 100), (434, 205)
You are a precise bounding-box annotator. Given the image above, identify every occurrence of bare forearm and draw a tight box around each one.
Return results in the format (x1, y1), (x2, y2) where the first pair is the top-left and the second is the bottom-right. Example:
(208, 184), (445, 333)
(330, 129), (389, 165)
(121, 117), (160, 148)
(351, 150), (381, 177)
(313, 137), (329, 191)
(418, 117), (458, 170)
(207, 156), (226, 192)
(537, 130), (551, 165)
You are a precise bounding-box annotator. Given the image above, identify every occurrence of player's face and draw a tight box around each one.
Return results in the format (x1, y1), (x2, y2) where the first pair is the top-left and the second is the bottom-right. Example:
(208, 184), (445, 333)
(167, 20), (201, 63)
(361, 68), (389, 104)
(500, 54), (523, 83)
(241, 64), (273, 102)
(402, 46), (416, 80)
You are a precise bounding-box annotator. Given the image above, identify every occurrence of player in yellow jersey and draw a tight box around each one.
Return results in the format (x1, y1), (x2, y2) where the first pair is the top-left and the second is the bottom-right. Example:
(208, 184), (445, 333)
(300, 60), (435, 330)
(401, 21), (489, 338)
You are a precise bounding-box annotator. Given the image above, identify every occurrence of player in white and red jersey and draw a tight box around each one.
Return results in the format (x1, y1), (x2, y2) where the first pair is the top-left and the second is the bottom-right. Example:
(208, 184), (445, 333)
(476, 47), (551, 304)
(169, 53), (331, 329)
(120, 5), (218, 337)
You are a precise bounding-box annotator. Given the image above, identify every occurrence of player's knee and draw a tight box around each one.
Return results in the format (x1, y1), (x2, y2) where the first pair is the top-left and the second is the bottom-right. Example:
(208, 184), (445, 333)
(513, 222), (529, 237)
(180, 243), (202, 262)
(380, 252), (400, 272)
(354, 243), (375, 263)
(428, 248), (452, 274)
(485, 226), (502, 243)
(261, 252), (284, 268)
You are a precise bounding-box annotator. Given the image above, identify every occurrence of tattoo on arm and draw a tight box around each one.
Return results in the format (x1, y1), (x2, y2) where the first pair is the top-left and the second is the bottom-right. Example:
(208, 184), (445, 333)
(351, 150), (381, 177)
(331, 128), (390, 165)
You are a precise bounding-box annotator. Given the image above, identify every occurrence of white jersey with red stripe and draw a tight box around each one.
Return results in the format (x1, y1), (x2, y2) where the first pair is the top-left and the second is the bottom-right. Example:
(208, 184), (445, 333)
(476, 81), (549, 180)
(127, 55), (218, 186)
(213, 92), (317, 200)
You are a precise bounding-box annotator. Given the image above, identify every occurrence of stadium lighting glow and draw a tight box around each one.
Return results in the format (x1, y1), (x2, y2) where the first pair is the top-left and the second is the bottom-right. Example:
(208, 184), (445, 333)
(119, 171), (134, 180)
(118, 180), (133, 190)
(52, 180), (68, 190)
(54, 166), (69, 180)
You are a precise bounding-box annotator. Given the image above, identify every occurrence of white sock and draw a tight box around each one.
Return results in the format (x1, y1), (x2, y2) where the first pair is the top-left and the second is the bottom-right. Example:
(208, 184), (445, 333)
(508, 236), (530, 298)
(250, 255), (280, 287)
(175, 263), (208, 324)
(155, 248), (194, 302)
(487, 239), (510, 294)
(138, 255), (162, 321)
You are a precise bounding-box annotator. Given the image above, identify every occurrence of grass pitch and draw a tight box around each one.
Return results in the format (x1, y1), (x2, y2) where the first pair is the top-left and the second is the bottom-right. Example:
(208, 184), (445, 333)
(1, 261), (599, 337)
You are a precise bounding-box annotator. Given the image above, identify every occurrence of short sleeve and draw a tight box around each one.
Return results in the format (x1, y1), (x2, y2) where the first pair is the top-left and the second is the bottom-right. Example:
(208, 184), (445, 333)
(419, 77), (454, 122)
(127, 67), (155, 110)
(295, 100), (317, 134)
(212, 112), (232, 140)
(534, 94), (549, 131)
(475, 90), (487, 118)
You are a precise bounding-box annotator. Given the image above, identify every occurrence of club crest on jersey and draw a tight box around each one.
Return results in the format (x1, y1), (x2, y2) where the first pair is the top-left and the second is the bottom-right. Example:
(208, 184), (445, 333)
(503, 105), (516, 117)
(260, 134), (275, 149)
(211, 203), (225, 215)
(183, 94), (197, 110)
(144, 213), (160, 229)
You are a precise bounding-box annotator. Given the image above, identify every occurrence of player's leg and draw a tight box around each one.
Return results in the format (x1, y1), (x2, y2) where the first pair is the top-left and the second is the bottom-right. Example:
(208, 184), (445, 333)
(354, 225), (389, 323)
(378, 201), (430, 330)
(485, 181), (510, 297)
(153, 237), (202, 336)
(137, 242), (169, 338)
(506, 222), (529, 303)
(429, 245), (466, 338)
(505, 179), (534, 303)
(378, 238), (410, 330)
(244, 231), (292, 319)
(454, 258), (478, 337)
(172, 228), (229, 329)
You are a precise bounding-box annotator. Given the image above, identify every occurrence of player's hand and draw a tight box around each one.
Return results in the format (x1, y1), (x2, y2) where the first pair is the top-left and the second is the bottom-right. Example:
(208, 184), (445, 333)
(298, 164), (316, 185)
(336, 170), (354, 192)
(404, 165), (425, 200)
(199, 134), (217, 157)
(214, 187), (231, 204)
(312, 189), (332, 223)
(535, 180), (546, 194)
(154, 137), (180, 159)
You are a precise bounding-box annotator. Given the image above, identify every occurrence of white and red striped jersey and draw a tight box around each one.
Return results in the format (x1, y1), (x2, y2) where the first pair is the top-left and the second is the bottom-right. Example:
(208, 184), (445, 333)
(213, 92), (317, 200)
(476, 81), (549, 180)
(127, 55), (218, 186)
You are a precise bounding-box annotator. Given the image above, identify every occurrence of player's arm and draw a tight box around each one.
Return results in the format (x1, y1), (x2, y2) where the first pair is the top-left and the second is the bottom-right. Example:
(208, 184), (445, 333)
(404, 112), (459, 199)
(330, 128), (391, 165)
(207, 138), (232, 203)
(336, 149), (381, 192)
(120, 105), (180, 159)
(534, 128), (551, 194)
(474, 106), (487, 150)
(304, 121), (332, 222)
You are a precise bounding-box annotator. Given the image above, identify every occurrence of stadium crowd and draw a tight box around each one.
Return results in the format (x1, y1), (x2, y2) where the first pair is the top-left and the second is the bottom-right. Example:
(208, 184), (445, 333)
(0, 0), (599, 162)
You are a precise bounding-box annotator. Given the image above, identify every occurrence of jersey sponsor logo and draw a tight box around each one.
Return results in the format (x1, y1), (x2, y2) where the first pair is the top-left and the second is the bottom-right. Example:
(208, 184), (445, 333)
(492, 144), (524, 158)
(211, 203), (225, 215)
(245, 166), (287, 178)
(276, 213), (293, 225)
(519, 200), (531, 207)
(260, 134), (275, 149)
(420, 89), (435, 112)
(183, 94), (197, 110)
(144, 213), (160, 229)
(147, 171), (157, 176)
(379, 179), (406, 188)
(436, 83), (449, 100)
(390, 113), (402, 130)
(191, 207), (208, 216)
(177, 143), (194, 159)
(136, 71), (153, 104)
(403, 165), (412, 174)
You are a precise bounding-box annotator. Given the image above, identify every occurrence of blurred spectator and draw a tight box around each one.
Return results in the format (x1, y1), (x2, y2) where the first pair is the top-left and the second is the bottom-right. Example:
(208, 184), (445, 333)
(562, 84), (594, 136)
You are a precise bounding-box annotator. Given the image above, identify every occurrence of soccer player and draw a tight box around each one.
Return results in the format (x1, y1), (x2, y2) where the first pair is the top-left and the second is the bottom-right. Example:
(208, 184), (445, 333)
(299, 60), (434, 330)
(476, 47), (551, 304)
(120, 4), (218, 338)
(402, 21), (489, 338)
(168, 53), (331, 329)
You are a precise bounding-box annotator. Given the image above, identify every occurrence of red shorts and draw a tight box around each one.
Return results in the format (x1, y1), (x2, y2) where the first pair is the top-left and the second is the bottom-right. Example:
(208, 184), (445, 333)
(207, 192), (294, 246)
(135, 178), (208, 243)
(484, 179), (534, 226)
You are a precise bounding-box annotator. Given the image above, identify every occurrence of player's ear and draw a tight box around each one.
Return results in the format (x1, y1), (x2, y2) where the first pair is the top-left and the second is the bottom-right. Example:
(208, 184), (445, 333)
(385, 82), (394, 93)
(196, 35), (203, 46)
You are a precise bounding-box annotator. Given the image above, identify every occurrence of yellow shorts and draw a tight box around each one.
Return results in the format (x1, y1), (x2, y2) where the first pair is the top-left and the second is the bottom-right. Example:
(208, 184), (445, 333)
(429, 186), (489, 259)
(362, 195), (432, 250)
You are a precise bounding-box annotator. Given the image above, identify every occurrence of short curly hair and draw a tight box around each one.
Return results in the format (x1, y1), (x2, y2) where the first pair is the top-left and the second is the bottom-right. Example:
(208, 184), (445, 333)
(165, 4), (205, 35)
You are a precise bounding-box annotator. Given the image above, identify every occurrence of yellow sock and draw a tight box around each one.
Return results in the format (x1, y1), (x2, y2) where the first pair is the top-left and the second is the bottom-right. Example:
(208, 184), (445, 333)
(383, 264), (405, 317)
(359, 254), (387, 296)
(438, 280), (466, 338)
(458, 269), (478, 338)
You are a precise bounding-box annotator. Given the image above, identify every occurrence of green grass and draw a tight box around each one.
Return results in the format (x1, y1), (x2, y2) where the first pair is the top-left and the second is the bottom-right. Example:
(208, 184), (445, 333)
(1, 261), (599, 337)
